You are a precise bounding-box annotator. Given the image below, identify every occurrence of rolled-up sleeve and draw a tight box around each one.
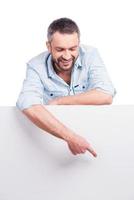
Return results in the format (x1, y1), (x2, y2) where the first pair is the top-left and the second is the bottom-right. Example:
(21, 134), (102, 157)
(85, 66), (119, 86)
(16, 63), (44, 111)
(87, 48), (116, 97)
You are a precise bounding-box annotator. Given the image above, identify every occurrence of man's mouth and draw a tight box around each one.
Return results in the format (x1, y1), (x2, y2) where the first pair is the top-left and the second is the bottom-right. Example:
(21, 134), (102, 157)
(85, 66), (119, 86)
(60, 58), (73, 64)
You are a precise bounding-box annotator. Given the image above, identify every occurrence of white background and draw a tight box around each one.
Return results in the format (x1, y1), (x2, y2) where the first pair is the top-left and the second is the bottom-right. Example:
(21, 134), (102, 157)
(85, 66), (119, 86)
(0, 0), (134, 105)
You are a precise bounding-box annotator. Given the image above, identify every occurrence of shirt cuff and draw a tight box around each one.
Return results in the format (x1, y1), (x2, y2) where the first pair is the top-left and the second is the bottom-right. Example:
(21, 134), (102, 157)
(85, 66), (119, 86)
(16, 95), (43, 111)
(94, 87), (117, 97)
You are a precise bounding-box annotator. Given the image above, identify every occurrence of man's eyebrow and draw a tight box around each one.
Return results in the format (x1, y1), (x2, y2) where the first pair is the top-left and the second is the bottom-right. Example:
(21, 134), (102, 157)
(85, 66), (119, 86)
(69, 45), (78, 49)
(55, 45), (78, 49)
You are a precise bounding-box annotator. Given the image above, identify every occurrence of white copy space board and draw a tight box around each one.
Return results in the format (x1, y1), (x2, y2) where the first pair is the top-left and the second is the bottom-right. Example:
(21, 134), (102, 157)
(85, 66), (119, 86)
(0, 106), (134, 200)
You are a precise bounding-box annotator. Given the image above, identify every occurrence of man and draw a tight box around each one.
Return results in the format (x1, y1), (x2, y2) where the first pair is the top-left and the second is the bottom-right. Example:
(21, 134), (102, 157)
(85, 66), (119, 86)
(16, 18), (116, 157)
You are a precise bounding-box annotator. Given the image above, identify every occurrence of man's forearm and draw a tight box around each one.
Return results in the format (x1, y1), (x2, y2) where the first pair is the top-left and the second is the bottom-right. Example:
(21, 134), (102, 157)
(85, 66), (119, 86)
(23, 105), (74, 141)
(49, 89), (113, 105)
(22, 104), (97, 157)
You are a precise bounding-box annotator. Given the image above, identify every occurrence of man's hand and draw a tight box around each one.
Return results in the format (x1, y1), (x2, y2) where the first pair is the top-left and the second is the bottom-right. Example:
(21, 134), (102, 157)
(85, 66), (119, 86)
(66, 133), (97, 157)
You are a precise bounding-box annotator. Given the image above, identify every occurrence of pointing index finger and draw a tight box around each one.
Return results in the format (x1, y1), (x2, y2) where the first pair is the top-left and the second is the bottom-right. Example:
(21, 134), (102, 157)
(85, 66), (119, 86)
(87, 147), (97, 157)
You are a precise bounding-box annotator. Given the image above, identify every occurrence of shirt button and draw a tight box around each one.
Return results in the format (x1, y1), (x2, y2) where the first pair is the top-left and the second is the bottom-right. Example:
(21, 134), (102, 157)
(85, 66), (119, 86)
(50, 93), (53, 96)
(82, 86), (85, 89)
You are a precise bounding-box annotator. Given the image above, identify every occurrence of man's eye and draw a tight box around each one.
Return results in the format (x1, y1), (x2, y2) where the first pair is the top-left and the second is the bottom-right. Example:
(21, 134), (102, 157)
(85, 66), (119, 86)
(70, 48), (76, 51)
(56, 49), (63, 52)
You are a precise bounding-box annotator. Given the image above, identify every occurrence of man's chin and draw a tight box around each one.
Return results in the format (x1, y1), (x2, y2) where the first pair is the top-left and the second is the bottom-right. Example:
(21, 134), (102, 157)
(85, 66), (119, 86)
(60, 63), (73, 71)
(53, 60), (74, 72)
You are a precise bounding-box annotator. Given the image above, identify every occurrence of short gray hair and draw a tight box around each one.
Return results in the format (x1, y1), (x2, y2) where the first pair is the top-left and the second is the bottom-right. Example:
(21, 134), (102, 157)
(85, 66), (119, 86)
(47, 17), (80, 41)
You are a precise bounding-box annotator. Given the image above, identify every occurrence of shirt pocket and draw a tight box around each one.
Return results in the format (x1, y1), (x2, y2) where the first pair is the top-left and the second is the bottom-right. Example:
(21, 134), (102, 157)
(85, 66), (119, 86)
(45, 90), (65, 100)
(73, 82), (89, 95)
(43, 89), (66, 104)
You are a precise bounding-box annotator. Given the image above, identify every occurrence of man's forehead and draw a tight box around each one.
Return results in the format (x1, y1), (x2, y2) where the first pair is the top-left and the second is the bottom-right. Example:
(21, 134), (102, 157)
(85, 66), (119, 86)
(50, 34), (79, 50)
(52, 31), (78, 38)
(51, 31), (79, 42)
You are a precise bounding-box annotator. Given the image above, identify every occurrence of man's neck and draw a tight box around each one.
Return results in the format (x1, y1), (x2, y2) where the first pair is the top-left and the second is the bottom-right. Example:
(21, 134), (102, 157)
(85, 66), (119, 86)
(58, 71), (71, 85)
(54, 67), (71, 85)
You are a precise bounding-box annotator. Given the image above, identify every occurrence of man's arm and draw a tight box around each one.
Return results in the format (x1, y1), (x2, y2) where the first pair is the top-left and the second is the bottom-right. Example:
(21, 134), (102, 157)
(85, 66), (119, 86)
(48, 89), (113, 105)
(17, 62), (97, 157)
(22, 104), (97, 157)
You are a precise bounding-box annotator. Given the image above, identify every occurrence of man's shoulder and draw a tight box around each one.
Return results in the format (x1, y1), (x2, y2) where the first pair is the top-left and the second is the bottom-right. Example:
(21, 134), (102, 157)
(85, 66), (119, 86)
(79, 44), (98, 66)
(27, 51), (49, 67)
(79, 44), (97, 55)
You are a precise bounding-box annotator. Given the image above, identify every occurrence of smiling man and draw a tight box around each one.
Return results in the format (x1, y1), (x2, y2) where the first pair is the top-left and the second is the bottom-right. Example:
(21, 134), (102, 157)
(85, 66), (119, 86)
(16, 18), (116, 157)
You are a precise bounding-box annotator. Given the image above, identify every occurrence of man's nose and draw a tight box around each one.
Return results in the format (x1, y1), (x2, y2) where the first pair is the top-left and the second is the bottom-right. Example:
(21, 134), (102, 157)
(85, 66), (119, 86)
(62, 50), (71, 60)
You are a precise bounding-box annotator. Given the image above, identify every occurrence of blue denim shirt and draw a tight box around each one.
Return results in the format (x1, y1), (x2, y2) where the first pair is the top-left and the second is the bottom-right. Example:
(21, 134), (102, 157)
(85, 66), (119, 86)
(16, 44), (116, 110)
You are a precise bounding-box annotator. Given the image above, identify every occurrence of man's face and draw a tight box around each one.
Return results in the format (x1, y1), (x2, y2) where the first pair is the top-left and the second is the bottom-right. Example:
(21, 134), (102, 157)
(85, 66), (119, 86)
(46, 32), (79, 72)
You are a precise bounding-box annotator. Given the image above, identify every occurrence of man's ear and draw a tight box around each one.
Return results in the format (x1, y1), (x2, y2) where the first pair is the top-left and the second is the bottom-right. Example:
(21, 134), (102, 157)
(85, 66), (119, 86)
(46, 41), (51, 53)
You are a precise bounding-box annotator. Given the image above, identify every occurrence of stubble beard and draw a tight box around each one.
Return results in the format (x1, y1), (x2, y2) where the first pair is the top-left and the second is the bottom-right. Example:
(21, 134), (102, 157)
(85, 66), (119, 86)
(52, 56), (77, 72)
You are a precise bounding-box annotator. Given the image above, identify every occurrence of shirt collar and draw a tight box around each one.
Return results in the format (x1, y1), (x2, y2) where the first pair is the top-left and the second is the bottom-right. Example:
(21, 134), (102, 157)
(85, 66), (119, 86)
(46, 54), (56, 78)
(74, 54), (82, 69)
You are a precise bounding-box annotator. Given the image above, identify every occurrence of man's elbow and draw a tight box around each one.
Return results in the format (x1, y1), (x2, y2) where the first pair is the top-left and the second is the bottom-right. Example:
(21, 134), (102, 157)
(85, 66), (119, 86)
(94, 90), (113, 105)
(104, 95), (113, 105)
(22, 104), (44, 118)
(21, 106), (39, 124)
(22, 105), (38, 115)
